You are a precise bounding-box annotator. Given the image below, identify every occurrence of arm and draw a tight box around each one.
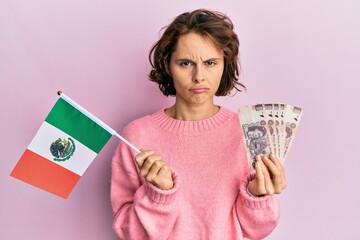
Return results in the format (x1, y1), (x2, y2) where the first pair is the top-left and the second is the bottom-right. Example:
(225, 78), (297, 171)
(236, 154), (286, 239)
(111, 140), (180, 240)
(236, 173), (280, 240)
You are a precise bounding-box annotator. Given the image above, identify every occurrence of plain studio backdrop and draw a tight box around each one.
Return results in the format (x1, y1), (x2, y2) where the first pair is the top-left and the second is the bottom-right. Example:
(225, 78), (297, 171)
(1, 0), (359, 239)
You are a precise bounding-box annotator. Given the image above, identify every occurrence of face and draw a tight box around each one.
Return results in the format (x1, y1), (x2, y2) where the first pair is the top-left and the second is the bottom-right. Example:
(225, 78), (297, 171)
(169, 32), (224, 107)
(248, 129), (264, 139)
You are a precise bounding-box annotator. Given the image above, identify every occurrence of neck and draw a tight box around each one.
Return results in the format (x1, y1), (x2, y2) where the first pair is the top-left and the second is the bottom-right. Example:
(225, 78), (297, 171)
(165, 102), (220, 121)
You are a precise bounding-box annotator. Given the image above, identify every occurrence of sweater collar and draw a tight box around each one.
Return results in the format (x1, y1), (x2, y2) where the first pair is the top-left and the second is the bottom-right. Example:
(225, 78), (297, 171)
(150, 107), (235, 135)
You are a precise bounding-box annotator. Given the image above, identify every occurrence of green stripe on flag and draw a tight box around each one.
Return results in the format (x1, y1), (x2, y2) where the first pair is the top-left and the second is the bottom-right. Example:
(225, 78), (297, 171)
(45, 98), (112, 153)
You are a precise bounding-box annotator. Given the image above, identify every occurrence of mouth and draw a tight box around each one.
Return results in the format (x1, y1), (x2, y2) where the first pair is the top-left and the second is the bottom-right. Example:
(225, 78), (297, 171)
(189, 87), (209, 93)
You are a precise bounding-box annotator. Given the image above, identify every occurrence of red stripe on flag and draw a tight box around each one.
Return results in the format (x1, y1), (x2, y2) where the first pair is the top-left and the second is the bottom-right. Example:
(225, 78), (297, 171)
(10, 149), (80, 199)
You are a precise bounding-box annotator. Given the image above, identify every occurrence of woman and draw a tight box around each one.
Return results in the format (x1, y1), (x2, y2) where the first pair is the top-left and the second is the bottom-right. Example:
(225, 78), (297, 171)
(111, 9), (286, 240)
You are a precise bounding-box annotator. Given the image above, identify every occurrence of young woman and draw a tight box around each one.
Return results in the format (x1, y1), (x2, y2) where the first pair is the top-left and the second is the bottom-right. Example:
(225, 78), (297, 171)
(111, 9), (286, 240)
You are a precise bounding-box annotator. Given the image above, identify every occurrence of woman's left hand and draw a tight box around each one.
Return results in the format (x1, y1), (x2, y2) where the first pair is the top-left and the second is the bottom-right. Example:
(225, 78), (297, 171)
(247, 153), (287, 196)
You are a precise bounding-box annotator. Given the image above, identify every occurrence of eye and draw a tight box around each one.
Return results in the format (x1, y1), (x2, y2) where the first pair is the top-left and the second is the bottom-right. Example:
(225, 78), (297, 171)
(179, 61), (193, 67)
(205, 60), (216, 66)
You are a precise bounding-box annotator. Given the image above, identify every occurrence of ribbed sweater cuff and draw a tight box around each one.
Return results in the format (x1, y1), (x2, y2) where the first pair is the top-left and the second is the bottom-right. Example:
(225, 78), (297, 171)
(145, 172), (179, 204)
(240, 173), (276, 209)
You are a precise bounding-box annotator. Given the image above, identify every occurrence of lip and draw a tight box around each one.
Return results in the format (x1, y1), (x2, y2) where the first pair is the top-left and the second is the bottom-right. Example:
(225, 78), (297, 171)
(189, 87), (209, 93)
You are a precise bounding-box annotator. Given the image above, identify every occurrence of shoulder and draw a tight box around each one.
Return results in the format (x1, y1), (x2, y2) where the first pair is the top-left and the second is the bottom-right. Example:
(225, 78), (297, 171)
(220, 106), (238, 117)
(216, 106), (243, 136)
(121, 109), (164, 139)
(218, 106), (239, 124)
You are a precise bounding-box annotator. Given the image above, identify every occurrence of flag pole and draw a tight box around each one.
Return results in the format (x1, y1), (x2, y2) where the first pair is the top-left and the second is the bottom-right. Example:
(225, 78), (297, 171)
(57, 91), (141, 154)
(114, 132), (141, 153)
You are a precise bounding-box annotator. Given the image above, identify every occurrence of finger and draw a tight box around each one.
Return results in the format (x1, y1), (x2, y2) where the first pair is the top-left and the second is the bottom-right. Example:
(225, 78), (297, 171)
(268, 153), (287, 190)
(262, 155), (283, 193)
(262, 155), (280, 177)
(268, 153), (284, 172)
(153, 165), (171, 185)
(157, 164), (171, 177)
(153, 165), (174, 190)
(145, 160), (165, 182)
(135, 150), (154, 168)
(259, 157), (275, 195)
(254, 155), (265, 184)
(250, 155), (266, 196)
(140, 154), (162, 177)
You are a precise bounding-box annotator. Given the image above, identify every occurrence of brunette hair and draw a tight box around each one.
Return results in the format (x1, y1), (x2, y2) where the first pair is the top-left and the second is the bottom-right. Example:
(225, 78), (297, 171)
(149, 9), (245, 96)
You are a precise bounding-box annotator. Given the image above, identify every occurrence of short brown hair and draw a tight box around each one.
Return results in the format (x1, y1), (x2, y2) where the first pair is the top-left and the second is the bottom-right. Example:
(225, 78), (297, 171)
(149, 9), (245, 96)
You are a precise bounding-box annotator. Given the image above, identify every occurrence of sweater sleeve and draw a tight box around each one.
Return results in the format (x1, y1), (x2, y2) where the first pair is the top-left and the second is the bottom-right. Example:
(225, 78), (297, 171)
(110, 136), (180, 240)
(236, 173), (280, 240)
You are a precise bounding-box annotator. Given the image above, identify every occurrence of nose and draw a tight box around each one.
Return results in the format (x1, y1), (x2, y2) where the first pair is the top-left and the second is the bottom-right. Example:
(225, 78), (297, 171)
(192, 65), (205, 83)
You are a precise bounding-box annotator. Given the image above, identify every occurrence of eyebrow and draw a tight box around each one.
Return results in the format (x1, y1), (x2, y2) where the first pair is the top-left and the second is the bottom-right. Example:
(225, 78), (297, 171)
(174, 57), (222, 62)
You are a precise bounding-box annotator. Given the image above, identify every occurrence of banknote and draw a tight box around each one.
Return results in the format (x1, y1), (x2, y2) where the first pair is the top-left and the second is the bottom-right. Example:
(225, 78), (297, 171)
(273, 103), (286, 162)
(238, 105), (271, 169)
(264, 103), (278, 157)
(278, 104), (287, 160)
(238, 103), (303, 169)
(283, 105), (303, 159)
(253, 104), (274, 156)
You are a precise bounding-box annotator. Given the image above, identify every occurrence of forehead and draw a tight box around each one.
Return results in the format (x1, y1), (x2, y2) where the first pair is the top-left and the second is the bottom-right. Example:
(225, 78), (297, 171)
(173, 32), (223, 57)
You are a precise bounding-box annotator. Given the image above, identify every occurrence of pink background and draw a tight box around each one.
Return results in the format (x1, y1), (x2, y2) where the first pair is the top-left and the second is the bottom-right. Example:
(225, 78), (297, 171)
(1, 0), (359, 239)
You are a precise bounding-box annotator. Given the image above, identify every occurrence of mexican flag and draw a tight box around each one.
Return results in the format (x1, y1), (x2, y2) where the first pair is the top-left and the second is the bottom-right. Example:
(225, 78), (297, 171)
(10, 93), (138, 199)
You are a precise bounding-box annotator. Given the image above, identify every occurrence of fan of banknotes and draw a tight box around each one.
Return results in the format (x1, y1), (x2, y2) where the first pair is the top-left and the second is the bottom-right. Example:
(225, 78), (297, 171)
(238, 103), (303, 169)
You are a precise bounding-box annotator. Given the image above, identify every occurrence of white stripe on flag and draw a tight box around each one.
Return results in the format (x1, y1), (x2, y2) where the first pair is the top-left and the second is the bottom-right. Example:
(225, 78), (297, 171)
(28, 122), (98, 176)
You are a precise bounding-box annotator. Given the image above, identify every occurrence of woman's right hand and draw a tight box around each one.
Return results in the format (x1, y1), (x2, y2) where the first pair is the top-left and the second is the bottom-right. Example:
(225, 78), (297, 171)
(135, 150), (174, 190)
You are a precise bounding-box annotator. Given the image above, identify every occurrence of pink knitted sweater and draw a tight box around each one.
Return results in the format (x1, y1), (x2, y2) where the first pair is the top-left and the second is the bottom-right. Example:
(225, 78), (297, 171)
(111, 107), (280, 240)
